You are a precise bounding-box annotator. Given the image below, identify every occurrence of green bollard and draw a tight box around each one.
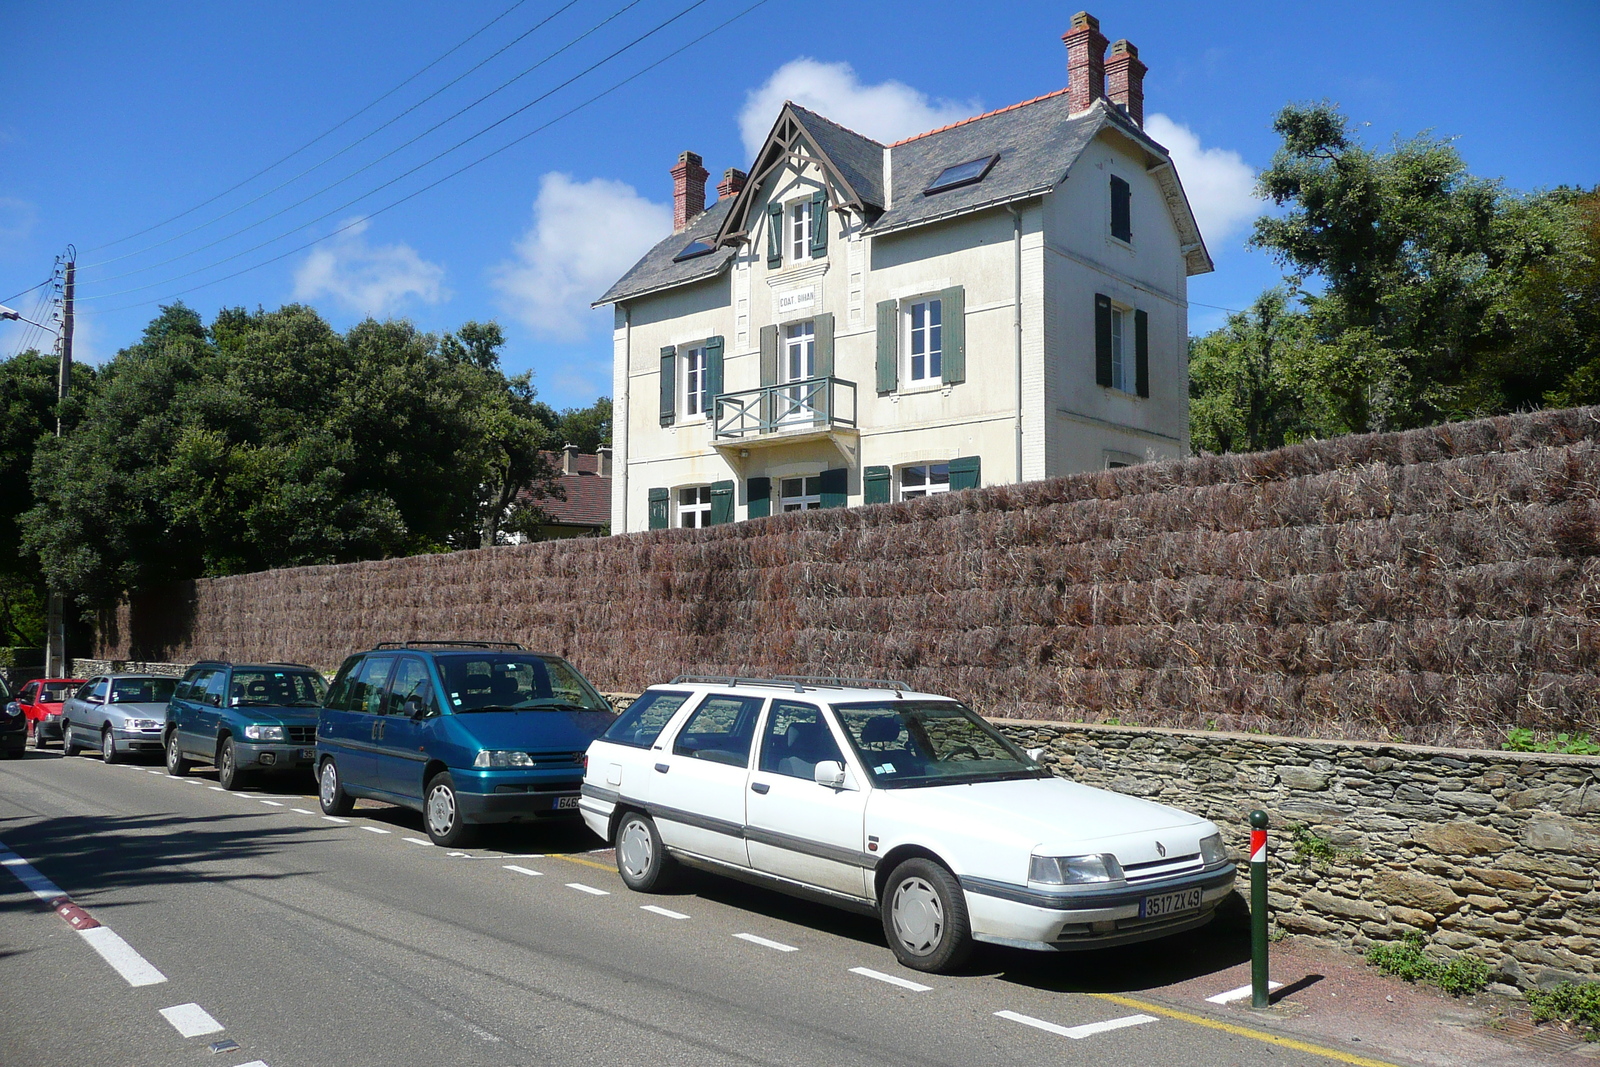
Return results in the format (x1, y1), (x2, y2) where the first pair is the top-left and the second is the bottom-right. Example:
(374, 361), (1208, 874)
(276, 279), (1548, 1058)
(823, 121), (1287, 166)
(1249, 809), (1270, 1008)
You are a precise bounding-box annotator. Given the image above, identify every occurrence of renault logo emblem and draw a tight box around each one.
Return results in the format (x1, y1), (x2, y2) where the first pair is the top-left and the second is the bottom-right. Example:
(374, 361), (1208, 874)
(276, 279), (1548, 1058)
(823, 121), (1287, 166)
(1156, 841), (1167, 857)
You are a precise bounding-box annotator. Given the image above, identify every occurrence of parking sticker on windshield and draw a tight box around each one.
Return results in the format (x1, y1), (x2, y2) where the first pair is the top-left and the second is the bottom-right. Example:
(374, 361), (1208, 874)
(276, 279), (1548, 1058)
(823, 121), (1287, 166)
(876, 763), (896, 774)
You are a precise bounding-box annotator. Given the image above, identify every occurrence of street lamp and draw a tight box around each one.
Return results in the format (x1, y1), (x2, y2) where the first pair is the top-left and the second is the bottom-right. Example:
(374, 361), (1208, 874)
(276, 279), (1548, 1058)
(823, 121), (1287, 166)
(0, 303), (58, 331)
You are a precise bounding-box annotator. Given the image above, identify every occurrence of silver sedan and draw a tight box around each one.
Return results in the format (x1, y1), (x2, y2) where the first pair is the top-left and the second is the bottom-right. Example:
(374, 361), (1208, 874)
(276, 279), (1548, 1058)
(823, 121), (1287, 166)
(60, 675), (179, 763)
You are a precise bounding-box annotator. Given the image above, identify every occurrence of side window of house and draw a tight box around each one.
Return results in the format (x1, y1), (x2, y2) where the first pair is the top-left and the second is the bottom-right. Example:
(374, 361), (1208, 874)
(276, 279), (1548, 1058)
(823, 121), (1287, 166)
(1094, 294), (1149, 398)
(905, 297), (942, 385)
(683, 345), (708, 418)
(877, 287), (964, 393)
(679, 486), (712, 527)
(780, 475), (823, 512)
(789, 199), (812, 262)
(900, 463), (950, 500)
(1110, 174), (1132, 243)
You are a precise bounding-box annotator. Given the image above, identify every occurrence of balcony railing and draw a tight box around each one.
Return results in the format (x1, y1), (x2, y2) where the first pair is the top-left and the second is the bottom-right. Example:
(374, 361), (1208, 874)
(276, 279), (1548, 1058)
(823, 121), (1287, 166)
(712, 376), (858, 440)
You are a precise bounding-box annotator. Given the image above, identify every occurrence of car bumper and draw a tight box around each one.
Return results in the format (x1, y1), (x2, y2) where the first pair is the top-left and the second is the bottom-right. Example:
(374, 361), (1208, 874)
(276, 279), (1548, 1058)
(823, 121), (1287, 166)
(112, 729), (165, 754)
(961, 864), (1237, 951)
(455, 781), (584, 824)
(234, 740), (318, 771)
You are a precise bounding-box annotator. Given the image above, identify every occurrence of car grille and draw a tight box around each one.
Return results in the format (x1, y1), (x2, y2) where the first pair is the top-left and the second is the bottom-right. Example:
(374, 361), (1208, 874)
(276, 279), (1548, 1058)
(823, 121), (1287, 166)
(286, 726), (316, 745)
(1122, 853), (1202, 882)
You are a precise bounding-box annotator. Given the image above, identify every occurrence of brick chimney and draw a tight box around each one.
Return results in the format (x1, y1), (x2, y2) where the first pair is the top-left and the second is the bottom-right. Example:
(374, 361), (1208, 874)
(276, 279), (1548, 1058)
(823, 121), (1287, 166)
(717, 168), (748, 200)
(1063, 11), (1108, 114)
(1106, 39), (1147, 126)
(671, 151), (708, 232)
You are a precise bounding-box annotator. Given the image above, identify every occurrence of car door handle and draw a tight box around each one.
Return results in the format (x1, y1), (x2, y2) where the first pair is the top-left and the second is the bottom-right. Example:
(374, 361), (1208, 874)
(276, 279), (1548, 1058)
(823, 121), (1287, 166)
(750, 782), (770, 794)
(654, 763), (669, 773)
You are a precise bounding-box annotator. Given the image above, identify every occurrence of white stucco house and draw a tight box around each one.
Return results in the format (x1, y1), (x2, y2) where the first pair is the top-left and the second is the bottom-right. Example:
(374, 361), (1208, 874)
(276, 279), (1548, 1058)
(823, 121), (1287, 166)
(595, 12), (1211, 532)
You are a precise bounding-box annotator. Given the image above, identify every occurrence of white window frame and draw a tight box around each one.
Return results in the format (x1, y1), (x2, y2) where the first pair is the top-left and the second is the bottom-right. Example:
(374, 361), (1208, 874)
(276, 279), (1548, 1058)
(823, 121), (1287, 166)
(781, 320), (816, 424)
(682, 344), (709, 419)
(903, 296), (944, 387)
(779, 474), (823, 512)
(1109, 304), (1132, 393)
(677, 485), (712, 528)
(899, 463), (950, 500)
(788, 199), (813, 263)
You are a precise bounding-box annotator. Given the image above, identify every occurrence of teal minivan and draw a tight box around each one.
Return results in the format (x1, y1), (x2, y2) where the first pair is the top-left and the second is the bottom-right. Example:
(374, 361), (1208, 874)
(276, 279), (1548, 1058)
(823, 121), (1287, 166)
(316, 641), (617, 846)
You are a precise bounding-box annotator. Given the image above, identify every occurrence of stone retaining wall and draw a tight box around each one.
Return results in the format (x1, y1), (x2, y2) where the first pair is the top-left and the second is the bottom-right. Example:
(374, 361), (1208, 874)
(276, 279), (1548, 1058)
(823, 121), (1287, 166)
(996, 719), (1600, 991)
(70, 659), (188, 678)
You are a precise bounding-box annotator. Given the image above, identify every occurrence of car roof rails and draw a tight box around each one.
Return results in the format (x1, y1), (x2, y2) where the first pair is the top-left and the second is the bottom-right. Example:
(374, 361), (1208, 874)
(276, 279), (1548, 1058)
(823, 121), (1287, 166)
(371, 640), (528, 651)
(668, 674), (911, 695)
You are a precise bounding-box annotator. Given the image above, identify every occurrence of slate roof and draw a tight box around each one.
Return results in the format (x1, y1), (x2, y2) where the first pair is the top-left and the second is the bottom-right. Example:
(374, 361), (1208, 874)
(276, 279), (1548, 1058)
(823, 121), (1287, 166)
(593, 197), (737, 307)
(786, 105), (885, 209)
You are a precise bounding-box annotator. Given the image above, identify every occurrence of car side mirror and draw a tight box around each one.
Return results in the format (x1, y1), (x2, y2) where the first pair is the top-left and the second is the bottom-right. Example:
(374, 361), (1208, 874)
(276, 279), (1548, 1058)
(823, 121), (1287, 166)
(813, 760), (847, 789)
(403, 696), (427, 719)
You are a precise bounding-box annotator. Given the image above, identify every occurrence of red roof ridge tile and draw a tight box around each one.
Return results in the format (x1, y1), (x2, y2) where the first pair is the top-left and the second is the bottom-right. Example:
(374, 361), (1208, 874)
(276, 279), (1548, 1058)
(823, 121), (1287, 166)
(888, 86), (1075, 148)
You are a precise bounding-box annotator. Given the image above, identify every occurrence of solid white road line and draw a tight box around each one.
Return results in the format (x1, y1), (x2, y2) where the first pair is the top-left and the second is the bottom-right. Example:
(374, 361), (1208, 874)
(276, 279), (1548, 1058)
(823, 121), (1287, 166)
(849, 966), (931, 992)
(322, 816), (349, 824)
(641, 905), (688, 919)
(403, 837), (431, 846)
(290, 808), (315, 815)
(504, 865), (544, 877)
(159, 1002), (224, 1037)
(1206, 981), (1284, 1005)
(994, 1010), (1157, 1040)
(0, 851), (66, 901)
(734, 933), (798, 952)
(566, 883), (609, 896)
(259, 801), (283, 807)
(209, 786), (225, 791)
(78, 926), (168, 987)
(362, 826), (391, 834)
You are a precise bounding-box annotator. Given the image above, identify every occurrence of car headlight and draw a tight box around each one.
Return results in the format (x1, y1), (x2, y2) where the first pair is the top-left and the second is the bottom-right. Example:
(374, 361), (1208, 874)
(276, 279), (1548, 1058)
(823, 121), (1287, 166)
(1199, 833), (1228, 866)
(243, 724), (286, 741)
(474, 750), (535, 769)
(1029, 853), (1125, 885)
(124, 719), (162, 731)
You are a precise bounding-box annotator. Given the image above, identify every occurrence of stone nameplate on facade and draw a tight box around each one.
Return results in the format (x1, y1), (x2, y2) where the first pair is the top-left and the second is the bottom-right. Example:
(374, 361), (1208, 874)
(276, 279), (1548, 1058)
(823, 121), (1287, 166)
(775, 286), (817, 318)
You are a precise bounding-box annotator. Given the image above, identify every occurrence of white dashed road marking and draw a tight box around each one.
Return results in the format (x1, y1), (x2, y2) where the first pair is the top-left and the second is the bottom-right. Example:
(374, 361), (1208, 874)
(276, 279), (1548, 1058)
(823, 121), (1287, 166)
(291, 808), (315, 815)
(322, 816), (349, 824)
(735, 933), (797, 952)
(209, 786), (225, 791)
(641, 905), (688, 919)
(159, 1002), (224, 1037)
(995, 1010), (1157, 1040)
(1, 851), (65, 901)
(147, 769), (164, 774)
(403, 837), (431, 846)
(850, 966), (930, 992)
(362, 826), (391, 834)
(504, 865), (543, 877)
(566, 883), (609, 896)
(259, 801), (283, 807)
(78, 926), (168, 987)
(1206, 981), (1283, 1005)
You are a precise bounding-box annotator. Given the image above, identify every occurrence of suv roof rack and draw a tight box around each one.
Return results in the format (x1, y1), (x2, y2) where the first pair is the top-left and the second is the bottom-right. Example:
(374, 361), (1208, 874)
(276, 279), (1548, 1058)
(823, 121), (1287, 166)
(372, 640), (528, 651)
(668, 674), (911, 695)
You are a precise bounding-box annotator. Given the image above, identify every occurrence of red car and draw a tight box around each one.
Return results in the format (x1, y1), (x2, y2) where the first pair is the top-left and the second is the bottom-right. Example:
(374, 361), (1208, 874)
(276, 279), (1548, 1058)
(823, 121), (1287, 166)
(16, 678), (87, 748)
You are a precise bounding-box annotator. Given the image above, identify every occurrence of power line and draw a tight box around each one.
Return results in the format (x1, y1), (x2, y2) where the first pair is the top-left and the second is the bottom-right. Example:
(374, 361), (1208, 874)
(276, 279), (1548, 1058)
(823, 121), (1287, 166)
(85, 0), (775, 318)
(84, 0), (534, 255)
(85, 0), (645, 287)
(1, 277), (53, 305)
(82, 0), (716, 304)
(85, 0), (583, 270)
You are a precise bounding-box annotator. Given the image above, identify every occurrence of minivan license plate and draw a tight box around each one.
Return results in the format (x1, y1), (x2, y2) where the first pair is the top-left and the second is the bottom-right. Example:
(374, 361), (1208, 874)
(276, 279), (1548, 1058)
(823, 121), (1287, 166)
(555, 795), (580, 810)
(1141, 887), (1203, 918)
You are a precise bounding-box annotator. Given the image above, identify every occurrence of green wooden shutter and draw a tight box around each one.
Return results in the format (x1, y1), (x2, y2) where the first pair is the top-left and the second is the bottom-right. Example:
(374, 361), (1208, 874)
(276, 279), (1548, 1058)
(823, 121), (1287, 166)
(747, 477), (771, 518)
(948, 455), (981, 491)
(1094, 294), (1113, 387)
(767, 202), (784, 268)
(709, 480), (735, 525)
(939, 285), (965, 385)
(647, 487), (669, 530)
(809, 191), (828, 258)
(659, 346), (676, 425)
(863, 465), (891, 505)
(876, 299), (898, 394)
(1110, 175), (1131, 242)
(818, 467), (848, 509)
(759, 324), (779, 429)
(705, 335), (724, 424)
(1134, 309), (1149, 398)
(813, 312), (835, 426)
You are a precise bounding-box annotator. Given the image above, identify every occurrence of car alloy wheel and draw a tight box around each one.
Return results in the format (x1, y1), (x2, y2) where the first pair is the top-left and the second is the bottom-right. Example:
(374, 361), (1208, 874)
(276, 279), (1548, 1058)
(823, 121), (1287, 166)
(891, 876), (944, 956)
(423, 772), (477, 847)
(59, 722), (78, 757)
(217, 737), (244, 790)
(101, 728), (120, 765)
(165, 733), (191, 776)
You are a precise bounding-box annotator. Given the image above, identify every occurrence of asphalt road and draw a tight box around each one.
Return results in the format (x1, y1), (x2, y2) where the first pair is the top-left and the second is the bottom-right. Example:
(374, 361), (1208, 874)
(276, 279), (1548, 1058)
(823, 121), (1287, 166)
(0, 748), (1403, 1067)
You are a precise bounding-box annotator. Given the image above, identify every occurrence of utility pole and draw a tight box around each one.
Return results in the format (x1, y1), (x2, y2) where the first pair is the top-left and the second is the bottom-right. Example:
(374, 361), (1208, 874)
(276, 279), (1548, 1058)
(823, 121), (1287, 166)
(43, 250), (73, 679)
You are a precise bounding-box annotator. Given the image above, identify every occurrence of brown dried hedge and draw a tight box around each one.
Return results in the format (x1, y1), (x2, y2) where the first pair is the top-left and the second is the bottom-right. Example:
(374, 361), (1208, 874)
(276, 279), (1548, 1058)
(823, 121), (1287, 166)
(98, 407), (1600, 747)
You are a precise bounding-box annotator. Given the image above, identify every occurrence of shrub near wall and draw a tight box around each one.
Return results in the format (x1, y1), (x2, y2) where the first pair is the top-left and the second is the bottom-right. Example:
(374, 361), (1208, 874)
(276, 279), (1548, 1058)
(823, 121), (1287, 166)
(997, 719), (1600, 990)
(100, 406), (1600, 747)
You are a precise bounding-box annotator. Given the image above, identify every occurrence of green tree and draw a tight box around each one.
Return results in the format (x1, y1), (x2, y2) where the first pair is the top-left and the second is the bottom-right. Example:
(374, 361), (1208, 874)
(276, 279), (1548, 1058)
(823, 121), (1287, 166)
(1188, 289), (1313, 454)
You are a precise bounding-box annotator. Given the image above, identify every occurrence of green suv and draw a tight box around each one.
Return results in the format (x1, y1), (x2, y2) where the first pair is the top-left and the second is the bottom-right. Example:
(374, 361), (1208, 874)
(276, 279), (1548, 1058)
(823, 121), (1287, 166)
(165, 661), (328, 789)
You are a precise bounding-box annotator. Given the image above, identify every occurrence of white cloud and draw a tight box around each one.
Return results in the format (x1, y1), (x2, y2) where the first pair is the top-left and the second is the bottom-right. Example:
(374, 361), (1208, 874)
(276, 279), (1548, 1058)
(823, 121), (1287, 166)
(491, 172), (671, 341)
(1145, 114), (1260, 249)
(292, 217), (448, 317)
(739, 58), (980, 158)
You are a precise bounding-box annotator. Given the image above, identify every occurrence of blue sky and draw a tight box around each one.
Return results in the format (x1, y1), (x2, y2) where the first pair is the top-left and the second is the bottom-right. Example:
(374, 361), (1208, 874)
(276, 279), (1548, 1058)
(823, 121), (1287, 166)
(3, 0), (1596, 409)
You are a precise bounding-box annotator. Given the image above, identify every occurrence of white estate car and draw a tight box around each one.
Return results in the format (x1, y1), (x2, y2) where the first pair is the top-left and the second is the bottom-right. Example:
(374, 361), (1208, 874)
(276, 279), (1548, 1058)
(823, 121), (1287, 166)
(581, 677), (1236, 972)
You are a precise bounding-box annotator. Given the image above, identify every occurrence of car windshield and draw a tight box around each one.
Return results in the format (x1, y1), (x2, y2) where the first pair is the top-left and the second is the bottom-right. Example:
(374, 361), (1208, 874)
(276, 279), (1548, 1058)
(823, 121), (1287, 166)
(229, 670), (327, 707)
(111, 678), (178, 704)
(437, 654), (609, 714)
(832, 700), (1046, 789)
(39, 683), (77, 702)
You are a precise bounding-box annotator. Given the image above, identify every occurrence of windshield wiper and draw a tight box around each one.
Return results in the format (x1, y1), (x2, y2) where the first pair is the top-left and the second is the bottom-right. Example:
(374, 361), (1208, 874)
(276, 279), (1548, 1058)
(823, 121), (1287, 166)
(455, 703), (518, 714)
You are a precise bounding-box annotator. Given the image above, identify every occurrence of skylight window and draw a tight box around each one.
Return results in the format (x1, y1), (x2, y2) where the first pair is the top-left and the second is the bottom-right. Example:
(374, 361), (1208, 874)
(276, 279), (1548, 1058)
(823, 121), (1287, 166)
(924, 154), (999, 195)
(672, 239), (716, 262)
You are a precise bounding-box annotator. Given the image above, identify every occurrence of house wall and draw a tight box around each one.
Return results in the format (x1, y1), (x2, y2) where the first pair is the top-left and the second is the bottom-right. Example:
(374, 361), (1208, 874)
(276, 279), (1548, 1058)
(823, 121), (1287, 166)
(1042, 130), (1190, 473)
